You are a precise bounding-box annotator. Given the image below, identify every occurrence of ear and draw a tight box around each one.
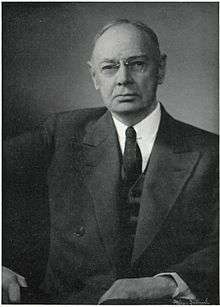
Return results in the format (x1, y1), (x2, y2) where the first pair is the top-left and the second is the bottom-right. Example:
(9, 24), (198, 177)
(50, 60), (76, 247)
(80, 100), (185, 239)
(157, 54), (167, 85)
(87, 61), (100, 90)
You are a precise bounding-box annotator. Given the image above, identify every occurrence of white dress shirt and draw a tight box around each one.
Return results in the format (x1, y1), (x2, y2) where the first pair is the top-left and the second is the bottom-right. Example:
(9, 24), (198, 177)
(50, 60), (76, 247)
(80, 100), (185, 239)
(112, 102), (161, 172)
(111, 102), (196, 300)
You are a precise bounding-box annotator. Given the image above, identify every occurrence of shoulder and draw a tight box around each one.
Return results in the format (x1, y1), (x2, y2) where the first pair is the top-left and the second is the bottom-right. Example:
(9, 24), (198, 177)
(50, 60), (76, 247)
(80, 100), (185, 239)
(173, 118), (218, 151)
(52, 107), (107, 127)
(162, 108), (218, 153)
(56, 107), (107, 122)
(44, 106), (108, 140)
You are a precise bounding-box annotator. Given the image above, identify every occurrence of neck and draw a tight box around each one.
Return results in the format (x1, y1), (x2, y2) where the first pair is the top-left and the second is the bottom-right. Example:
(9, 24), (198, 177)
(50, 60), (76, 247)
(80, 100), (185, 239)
(111, 103), (158, 126)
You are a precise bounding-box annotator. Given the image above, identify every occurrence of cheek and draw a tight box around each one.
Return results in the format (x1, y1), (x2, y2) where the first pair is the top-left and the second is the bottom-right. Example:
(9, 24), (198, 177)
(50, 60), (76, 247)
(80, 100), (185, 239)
(139, 69), (159, 90)
(99, 80), (114, 98)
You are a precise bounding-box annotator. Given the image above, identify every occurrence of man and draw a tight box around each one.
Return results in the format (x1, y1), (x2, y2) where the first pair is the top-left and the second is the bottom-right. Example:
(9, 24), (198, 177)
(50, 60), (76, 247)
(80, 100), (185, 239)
(3, 19), (218, 304)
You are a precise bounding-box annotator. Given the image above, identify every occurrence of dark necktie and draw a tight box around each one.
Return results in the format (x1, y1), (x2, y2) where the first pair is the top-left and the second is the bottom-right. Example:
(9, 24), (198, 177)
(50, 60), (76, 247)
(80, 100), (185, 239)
(116, 127), (142, 277)
(123, 126), (142, 185)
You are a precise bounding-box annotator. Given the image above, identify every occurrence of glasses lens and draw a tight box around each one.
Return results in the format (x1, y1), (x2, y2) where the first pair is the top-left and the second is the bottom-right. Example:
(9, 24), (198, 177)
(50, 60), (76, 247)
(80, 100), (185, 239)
(128, 60), (147, 73)
(99, 57), (148, 75)
(100, 64), (119, 75)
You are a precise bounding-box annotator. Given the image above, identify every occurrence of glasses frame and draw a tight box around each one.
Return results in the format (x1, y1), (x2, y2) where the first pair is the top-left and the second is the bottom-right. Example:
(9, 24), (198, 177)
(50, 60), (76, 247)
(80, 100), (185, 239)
(98, 55), (149, 76)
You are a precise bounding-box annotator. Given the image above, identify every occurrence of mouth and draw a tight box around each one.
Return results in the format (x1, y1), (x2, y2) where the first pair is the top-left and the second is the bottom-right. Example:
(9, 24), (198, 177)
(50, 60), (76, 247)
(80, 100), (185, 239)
(115, 93), (139, 102)
(116, 93), (138, 97)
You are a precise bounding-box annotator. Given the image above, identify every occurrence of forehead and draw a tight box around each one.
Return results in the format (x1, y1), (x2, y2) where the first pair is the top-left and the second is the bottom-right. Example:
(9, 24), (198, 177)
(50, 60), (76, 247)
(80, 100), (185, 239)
(93, 24), (156, 62)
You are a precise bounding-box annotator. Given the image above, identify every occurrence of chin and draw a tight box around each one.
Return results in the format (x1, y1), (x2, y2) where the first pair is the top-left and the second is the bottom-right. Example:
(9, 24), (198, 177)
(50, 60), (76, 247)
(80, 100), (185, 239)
(113, 102), (146, 115)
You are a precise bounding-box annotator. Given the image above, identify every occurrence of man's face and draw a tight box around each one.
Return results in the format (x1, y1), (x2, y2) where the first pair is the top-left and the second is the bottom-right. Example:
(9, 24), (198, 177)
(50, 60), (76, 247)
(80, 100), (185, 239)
(90, 24), (166, 117)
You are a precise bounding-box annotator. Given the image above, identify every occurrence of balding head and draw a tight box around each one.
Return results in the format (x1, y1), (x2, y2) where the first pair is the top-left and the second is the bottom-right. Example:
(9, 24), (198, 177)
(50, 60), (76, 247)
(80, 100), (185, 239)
(90, 19), (161, 64)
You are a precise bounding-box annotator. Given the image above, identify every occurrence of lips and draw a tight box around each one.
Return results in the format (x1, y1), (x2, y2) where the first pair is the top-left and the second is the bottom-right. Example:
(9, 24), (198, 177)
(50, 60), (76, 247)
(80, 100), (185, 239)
(115, 93), (139, 98)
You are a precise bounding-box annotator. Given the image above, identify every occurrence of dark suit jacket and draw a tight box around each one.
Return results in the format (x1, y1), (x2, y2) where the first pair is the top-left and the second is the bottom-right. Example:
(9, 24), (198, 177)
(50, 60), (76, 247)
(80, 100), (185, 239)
(3, 106), (219, 304)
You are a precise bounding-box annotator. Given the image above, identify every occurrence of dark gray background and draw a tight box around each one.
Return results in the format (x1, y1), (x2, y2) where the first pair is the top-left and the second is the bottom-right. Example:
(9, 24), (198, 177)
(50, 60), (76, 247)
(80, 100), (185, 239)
(3, 2), (219, 138)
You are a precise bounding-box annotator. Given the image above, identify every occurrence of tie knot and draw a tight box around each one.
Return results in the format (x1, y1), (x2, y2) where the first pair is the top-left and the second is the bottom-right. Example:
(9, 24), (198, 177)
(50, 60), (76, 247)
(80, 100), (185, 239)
(125, 126), (136, 139)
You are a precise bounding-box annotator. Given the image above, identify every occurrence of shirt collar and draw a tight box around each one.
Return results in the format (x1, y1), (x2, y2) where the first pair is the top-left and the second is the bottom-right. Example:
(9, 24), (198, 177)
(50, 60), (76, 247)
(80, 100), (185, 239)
(112, 102), (161, 142)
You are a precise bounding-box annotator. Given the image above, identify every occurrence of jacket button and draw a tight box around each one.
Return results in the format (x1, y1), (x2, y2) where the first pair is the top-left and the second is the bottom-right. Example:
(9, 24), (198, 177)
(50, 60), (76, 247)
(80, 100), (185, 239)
(73, 226), (85, 237)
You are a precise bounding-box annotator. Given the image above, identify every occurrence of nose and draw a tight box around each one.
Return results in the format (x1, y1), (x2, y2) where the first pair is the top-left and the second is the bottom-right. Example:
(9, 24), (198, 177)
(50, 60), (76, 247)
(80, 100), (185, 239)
(116, 62), (133, 86)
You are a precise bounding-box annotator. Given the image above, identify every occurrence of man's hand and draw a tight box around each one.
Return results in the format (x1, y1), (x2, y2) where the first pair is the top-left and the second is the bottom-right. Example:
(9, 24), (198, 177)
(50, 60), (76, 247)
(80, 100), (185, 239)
(98, 276), (177, 304)
(2, 266), (28, 303)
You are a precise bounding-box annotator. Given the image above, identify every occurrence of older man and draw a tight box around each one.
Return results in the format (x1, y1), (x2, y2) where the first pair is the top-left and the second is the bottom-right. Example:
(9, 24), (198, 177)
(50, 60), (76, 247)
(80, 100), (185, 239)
(3, 19), (218, 304)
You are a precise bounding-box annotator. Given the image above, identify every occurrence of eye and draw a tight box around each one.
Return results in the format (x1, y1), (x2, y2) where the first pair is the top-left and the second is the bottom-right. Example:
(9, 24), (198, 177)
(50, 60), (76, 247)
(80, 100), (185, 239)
(101, 64), (118, 71)
(134, 61), (144, 66)
(102, 65), (113, 70)
(129, 61), (146, 71)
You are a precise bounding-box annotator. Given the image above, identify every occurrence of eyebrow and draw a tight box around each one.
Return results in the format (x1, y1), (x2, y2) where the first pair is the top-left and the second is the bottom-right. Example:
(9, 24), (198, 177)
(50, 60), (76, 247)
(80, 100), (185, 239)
(100, 54), (149, 63)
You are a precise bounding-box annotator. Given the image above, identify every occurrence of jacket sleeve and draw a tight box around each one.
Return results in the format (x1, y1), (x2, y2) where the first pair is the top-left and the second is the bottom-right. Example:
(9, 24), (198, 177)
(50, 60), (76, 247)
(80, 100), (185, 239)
(165, 240), (218, 303)
(164, 165), (219, 304)
(3, 114), (57, 281)
(3, 114), (57, 186)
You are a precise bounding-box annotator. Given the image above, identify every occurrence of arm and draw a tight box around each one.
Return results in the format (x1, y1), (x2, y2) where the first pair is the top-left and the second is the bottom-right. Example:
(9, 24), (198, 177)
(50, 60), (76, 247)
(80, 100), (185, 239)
(98, 206), (218, 304)
(98, 151), (219, 304)
(3, 114), (57, 185)
(98, 235), (218, 304)
(164, 162), (219, 303)
(3, 115), (57, 303)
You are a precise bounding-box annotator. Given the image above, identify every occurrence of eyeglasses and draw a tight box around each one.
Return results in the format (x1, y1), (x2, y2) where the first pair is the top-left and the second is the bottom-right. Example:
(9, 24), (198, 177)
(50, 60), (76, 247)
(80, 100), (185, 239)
(98, 56), (149, 76)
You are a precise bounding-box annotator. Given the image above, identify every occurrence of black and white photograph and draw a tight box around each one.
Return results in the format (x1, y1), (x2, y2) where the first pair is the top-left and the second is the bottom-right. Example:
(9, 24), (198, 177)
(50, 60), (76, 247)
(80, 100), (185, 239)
(2, 2), (219, 304)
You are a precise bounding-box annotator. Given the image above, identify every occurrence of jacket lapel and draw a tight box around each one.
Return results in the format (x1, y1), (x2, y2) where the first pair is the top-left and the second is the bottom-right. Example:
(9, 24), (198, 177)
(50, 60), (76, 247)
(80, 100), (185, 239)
(131, 110), (200, 264)
(79, 111), (121, 266)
